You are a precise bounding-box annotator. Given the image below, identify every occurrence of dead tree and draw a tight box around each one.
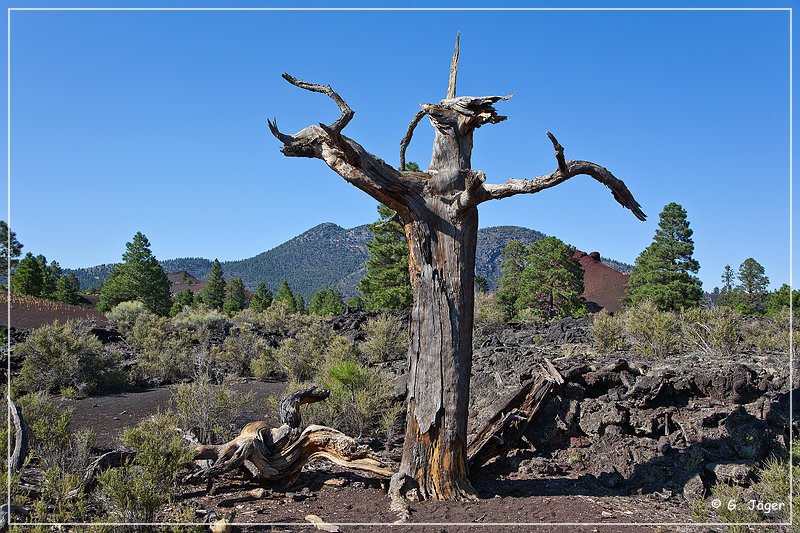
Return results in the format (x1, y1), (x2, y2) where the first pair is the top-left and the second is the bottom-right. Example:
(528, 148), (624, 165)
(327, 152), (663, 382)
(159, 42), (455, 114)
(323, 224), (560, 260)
(186, 387), (392, 486)
(268, 35), (645, 501)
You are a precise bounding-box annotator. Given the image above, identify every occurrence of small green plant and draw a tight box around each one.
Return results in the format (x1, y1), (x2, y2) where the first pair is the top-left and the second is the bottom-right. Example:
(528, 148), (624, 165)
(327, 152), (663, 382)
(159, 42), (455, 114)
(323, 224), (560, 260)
(171, 303), (228, 330)
(591, 309), (625, 352)
(250, 349), (284, 381)
(621, 300), (679, 358)
(273, 321), (337, 382)
(17, 320), (122, 394)
(361, 313), (408, 363)
(96, 412), (193, 524)
(172, 375), (255, 443)
(709, 483), (760, 533)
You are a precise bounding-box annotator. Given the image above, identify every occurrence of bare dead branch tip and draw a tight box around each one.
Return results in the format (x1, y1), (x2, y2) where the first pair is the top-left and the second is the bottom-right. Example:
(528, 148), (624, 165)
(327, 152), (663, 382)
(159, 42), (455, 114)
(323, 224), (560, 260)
(400, 109), (427, 170)
(447, 32), (460, 99)
(546, 131), (569, 177)
(281, 73), (354, 132)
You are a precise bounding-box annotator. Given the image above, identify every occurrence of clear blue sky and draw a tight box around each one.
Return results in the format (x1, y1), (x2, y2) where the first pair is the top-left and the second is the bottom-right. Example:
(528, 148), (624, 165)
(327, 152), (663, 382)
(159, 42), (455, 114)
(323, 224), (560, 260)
(3, 3), (795, 291)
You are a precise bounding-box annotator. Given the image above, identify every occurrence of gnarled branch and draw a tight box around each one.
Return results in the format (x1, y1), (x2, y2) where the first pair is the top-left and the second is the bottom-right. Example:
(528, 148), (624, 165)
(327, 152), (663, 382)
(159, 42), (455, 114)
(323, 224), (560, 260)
(281, 73), (354, 133)
(447, 32), (460, 99)
(9, 400), (28, 474)
(456, 132), (646, 221)
(268, 75), (425, 218)
(399, 109), (427, 171)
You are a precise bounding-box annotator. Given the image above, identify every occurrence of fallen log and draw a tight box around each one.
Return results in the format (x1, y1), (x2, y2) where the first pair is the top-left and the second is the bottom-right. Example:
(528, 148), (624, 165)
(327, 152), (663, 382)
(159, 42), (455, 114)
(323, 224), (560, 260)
(186, 386), (393, 487)
(467, 359), (563, 471)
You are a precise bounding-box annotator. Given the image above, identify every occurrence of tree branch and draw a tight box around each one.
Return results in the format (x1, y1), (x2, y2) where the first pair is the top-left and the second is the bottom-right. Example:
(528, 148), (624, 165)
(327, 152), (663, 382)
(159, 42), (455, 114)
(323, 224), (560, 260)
(399, 109), (427, 171)
(281, 73), (354, 132)
(458, 133), (646, 221)
(268, 74), (427, 218)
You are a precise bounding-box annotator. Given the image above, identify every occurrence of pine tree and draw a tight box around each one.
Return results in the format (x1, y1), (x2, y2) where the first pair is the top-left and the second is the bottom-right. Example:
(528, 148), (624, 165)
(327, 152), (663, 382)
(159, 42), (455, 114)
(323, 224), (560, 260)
(766, 283), (799, 316)
(357, 203), (413, 311)
(170, 288), (194, 316)
(495, 238), (585, 320)
(496, 241), (527, 320)
(97, 232), (172, 315)
(296, 295), (307, 315)
(55, 273), (80, 305)
(624, 202), (702, 311)
(274, 279), (297, 312)
(0, 221), (23, 279)
(309, 287), (345, 316)
(11, 252), (43, 296)
(223, 278), (246, 315)
(736, 258), (769, 315)
(40, 259), (62, 300)
(199, 259), (225, 311)
(249, 282), (273, 312)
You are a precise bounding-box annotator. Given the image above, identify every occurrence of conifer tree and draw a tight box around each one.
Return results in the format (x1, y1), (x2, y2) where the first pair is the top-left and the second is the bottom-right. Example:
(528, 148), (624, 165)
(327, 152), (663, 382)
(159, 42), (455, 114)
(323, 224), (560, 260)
(736, 258), (769, 315)
(296, 295), (307, 315)
(223, 277), (246, 315)
(309, 287), (345, 316)
(249, 282), (273, 312)
(11, 252), (43, 296)
(274, 279), (297, 312)
(357, 202), (413, 311)
(40, 259), (61, 299)
(624, 202), (702, 311)
(496, 240), (528, 320)
(199, 259), (226, 311)
(0, 220), (23, 276)
(170, 288), (194, 316)
(55, 273), (80, 305)
(97, 232), (172, 315)
(516, 237), (585, 319)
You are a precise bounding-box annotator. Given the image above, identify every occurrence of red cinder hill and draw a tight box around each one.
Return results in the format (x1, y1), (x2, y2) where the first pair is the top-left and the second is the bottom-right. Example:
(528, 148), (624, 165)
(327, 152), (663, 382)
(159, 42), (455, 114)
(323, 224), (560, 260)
(2, 293), (108, 329)
(573, 251), (629, 314)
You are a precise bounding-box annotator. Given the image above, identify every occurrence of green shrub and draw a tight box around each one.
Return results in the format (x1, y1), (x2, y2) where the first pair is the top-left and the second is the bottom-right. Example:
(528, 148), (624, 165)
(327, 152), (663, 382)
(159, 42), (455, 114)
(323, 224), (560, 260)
(172, 375), (255, 443)
(273, 321), (337, 382)
(740, 310), (796, 354)
(235, 301), (312, 335)
(473, 291), (506, 342)
(97, 412), (192, 524)
(361, 313), (408, 363)
(106, 300), (151, 334)
(129, 312), (195, 383)
(679, 306), (740, 356)
(709, 483), (760, 533)
(621, 300), (679, 358)
(14, 393), (94, 526)
(211, 325), (272, 377)
(250, 349), (284, 381)
(17, 320), (122, 394)
(591, 309), (625, 352)
(171, 304), (228, 330)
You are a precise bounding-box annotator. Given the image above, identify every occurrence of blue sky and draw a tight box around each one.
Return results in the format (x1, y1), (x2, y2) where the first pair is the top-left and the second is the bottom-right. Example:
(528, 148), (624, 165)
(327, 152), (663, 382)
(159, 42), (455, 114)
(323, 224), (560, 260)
(3, 3), (795, 291)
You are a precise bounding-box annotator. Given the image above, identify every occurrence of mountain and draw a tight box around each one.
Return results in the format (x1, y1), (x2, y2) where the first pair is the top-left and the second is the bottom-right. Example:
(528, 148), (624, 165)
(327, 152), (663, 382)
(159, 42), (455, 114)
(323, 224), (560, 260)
(68, 223), (632, 301)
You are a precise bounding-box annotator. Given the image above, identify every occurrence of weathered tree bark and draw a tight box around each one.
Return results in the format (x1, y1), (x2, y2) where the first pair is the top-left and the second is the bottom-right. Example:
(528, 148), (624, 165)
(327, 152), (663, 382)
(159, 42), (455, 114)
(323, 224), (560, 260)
(1, 401), (29, 531)
(267, 36), (645, 501)
(186, 387), (392, 486)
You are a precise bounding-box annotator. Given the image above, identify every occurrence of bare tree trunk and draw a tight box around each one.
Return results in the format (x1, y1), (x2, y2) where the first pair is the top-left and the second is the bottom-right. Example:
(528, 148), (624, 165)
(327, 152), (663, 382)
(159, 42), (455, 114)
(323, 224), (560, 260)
(267, 34), (645, 501)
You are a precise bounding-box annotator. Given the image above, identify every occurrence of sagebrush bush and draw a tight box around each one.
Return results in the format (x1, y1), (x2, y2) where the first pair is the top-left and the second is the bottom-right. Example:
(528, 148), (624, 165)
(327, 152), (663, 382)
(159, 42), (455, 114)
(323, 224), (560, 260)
(273, 321), (338, 382)
(172, 375), (255, 443)
(621, 300), (679, 358)
(17, 320), (122, 394)
(591, 309), (625, 352)
(250, 348), (284, 381)
(740, 310), (796, 354)
(679, 306), (740, 356)
(15, 392), (94, 526)
(295, 361), (397, 438)
(171, 304), (228, 330)
(97, 412), (193, 524)
(361, 313), (408, 362)
(106, 300), (151, 333)
(129, 312), (195, 383)
(235, 301), (312, 335)
(210, 325), (272, 377)
(473, 291), (506, 342)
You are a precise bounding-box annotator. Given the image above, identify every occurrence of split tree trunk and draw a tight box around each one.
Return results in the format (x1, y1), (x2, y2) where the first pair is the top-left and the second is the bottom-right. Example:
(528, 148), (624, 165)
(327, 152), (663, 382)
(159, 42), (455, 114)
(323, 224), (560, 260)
(267, 34), (644, 501)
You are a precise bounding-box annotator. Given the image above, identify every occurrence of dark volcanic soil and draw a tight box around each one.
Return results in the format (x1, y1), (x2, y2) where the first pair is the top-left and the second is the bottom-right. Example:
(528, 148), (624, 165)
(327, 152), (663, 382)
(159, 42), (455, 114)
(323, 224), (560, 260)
(63, 380), (286, 449)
